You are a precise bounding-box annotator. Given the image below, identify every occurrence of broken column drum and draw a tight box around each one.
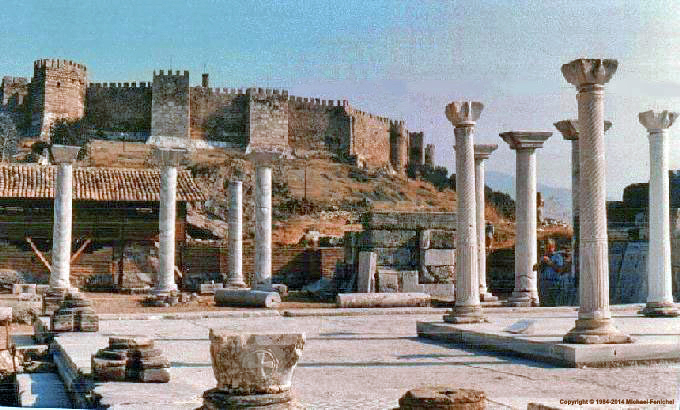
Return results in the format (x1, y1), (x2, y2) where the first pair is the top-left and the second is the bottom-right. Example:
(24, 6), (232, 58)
(561, 58), (631, 344)
(153, 148), (186, 295)
(553, 119), (612, 286)
(254, 166), (272, 290)
(444, 101), (485, 324)
(226, 181), (247, 288)
(639, 110), (680, 317)
(49, 145), (81, 292)
(474, 144), (498, 302)
(500, 132), (552, 307)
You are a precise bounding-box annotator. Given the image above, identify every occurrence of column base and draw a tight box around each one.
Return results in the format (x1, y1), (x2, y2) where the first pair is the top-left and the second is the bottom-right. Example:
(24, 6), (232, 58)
(152, 286), (178, 297)
(641, 302), (680, 318)
(443, 305), (487, 324)
(201, 388), (291, 409)
(563, 318), (633, 344)
(479, 292), (498, 302)
(224, 280), (248, 289)
(505, 291), (535, 307)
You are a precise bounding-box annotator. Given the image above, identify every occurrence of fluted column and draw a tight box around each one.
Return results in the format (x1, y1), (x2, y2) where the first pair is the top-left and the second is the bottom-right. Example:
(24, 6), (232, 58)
(561, 58), (631, 344)
(639, 110), (680, 317)
(254, 165), (273, 290)
(554, 120), (612, 291)
(226, 181), (247, 288)
(500, 132), (552, 306)
(153, 148), (186, 295)
(443, 101), (486, 324)
(474, 144), (498, 302)
(49, 145), (81, 292)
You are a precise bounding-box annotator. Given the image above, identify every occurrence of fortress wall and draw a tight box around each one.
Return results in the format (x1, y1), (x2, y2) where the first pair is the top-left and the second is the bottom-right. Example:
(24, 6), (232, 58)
(349, 108), (391, 167)
(189, 87), (248, 147)
(86, 83), (152, 132)
(287, 97), (351, 155)
(151, 70), (190, 138)
(1, 76), (29, 107)
(409, 132), (425, 167)
(247, 88), (289, 152)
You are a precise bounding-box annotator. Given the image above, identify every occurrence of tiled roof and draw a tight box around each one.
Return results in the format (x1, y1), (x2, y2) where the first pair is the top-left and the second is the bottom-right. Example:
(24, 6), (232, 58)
(0, 165), (205, 202)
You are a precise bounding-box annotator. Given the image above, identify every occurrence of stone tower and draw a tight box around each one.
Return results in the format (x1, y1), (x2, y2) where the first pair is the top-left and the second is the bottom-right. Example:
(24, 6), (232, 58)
(390, 120), (409, 174)
(151, 70), (190, 139)
(30, 59), (88, 139)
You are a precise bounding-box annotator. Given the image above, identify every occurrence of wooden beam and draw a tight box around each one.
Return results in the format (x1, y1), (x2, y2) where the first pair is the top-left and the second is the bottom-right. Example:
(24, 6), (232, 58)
(25, 237), (51, 272)
(70, 238), (91, 264)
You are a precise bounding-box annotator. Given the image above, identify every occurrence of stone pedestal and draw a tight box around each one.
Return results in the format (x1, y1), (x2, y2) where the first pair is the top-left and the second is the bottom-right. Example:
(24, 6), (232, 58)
(561, 58), (631, 344)
(474, 144), (498, 302)
(500, 132), (552, 307)
(152, 148), (186, 295)
(50, 292), (98, 332)
(443, 101), (485, 324)
(639, 110), (680, 317)
(202, 330), (305, 408)
(226, 181), (247, 288)
(49, 145), (81, 294)
(397, 386), (486, 409)
(92, 336), (170, 383)
(553, 119), (612, 295)
(255, 166), (273, 290)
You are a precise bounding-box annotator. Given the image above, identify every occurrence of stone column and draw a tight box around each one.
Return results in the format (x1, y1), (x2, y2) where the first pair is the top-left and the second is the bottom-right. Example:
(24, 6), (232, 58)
(226, 181), (247, 288)
(639, 110), (680, 317)
(153, 148), (186, 295)
(500, 132), (552, 306)
(49, 145), (81, 292)
(254, 165), (273, 290)
(561, 58), (631, 344)
(474, 144), (498, 302)
(553, 120), (612, 289)
(443, 101), (485, 324)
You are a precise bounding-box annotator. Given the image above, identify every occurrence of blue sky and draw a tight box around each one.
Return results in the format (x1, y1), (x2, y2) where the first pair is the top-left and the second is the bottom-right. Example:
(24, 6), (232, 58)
(2, 0), (680, 199)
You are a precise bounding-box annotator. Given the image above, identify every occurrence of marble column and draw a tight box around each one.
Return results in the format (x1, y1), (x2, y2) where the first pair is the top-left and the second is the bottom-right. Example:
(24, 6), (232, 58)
(474, 144), (498, 302)
(500, 132), (552, 306)
(561, 58), (631, 344)
(639, 110), (680, 317)
(254, 165), (273, 290)
(443, 101), (486, 324)
(553, 120), (612, 290)
(153, 148), (186, 295)
(49, 145), (81, 292)
(226, 181), (247, 288)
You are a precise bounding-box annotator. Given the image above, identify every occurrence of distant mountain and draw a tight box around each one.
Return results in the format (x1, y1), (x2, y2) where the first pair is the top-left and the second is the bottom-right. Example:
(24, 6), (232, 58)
(485, 171), (572, 224)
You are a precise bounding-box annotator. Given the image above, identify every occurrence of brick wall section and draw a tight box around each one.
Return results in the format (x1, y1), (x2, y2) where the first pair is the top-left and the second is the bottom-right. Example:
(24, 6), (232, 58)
(86, 83), (152, 132)
(189, 87), (248, 146)
(247, 90), (289, 152)
(151, 70), (190, 138)
(86, 141), (152, 168)
(318, 247), (344, 280)
(31, 59), (88, 137)
(287, 98), (351, 155)
(349, 109), (391, 166)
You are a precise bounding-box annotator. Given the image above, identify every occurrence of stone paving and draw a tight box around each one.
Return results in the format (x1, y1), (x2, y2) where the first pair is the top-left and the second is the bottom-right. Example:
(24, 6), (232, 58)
(51, 307), (680, 409)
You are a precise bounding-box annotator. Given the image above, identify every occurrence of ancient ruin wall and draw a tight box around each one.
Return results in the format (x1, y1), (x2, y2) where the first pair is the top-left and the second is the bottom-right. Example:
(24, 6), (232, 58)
(349, 108), (391, 167)
(151, 70), (190, 138)
(31, 59), (88, 138)
(189, 87), (248, 147)
(409, 132), (424, 167)
(247, 88), (289, 152)
(1, 76), (29, 108)
(287, 97), (351, 156)
(425, 144), (435, 167)
(86, 82), (152, 132)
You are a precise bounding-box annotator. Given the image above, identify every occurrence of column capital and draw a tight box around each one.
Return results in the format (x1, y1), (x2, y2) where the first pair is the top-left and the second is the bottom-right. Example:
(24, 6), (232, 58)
(153, 147), (187, 167)
(499, 131), (552, 150)
(445, 101), (483, 127)
(247, 150), (281, 166)
(473, 144), (498, 160)
(554, 120), (612, 140)
(561, 59), (618, 89)
(639, 110), (678, 133)
(50, 145), (80, 164)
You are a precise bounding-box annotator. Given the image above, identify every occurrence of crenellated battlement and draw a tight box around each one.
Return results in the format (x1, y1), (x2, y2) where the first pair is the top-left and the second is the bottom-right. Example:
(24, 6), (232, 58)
(245, 87), (289, 99)
(2, 76), (28, 86)
(153, 69), (189, 78)
(88, 82), (151, 89)
(347, 105), (398, 126)
(33, 58), (87, 73)
(191, 86), (248, 96)
(288, 95), (347, 109)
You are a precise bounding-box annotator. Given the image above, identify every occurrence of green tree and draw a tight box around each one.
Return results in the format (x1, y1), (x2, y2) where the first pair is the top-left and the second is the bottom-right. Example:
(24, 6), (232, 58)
(0, 110), (18, 162)
(49, 118), (90, 147)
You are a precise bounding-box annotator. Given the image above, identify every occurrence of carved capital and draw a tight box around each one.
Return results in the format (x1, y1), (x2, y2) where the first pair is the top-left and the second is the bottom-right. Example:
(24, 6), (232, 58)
(50, 145), (80, 164)
(639, 110), (678, 133)
(445, 101), (483, 127)
(499, 131), (552, 150)
(554, 120), (612, 140)
(561, 59), (618, 89)
(153, 147), (187, 167)
(473, 144), (498, 160)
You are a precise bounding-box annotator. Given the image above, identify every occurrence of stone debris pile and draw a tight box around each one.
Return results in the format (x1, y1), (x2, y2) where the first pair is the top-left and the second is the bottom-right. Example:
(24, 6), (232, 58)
(92, 336), (170, 383)
(397, 385), (486, 409)
(50, 292), (98, 332)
